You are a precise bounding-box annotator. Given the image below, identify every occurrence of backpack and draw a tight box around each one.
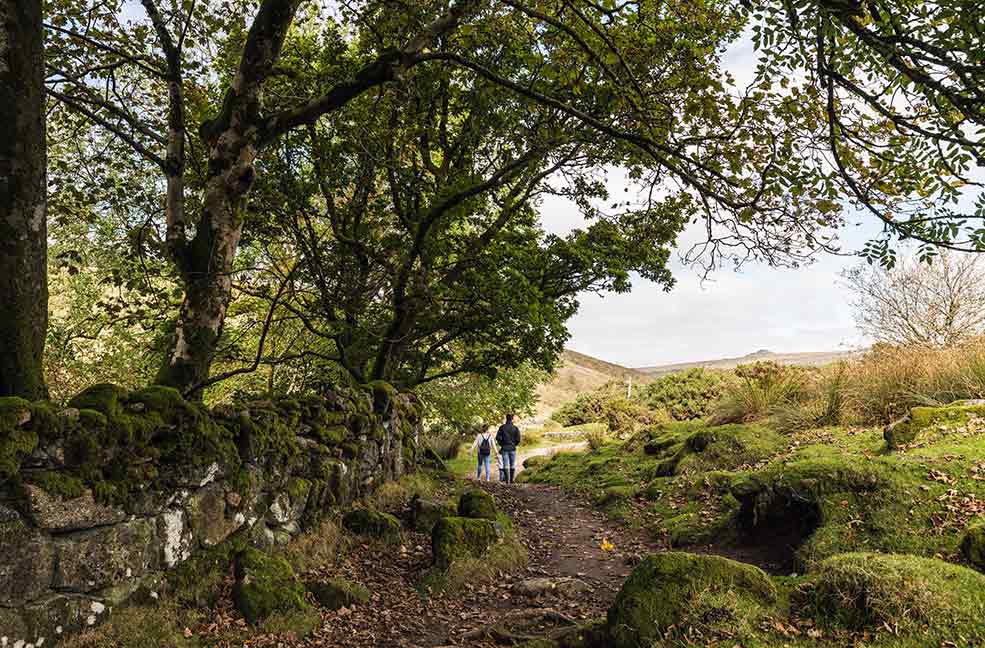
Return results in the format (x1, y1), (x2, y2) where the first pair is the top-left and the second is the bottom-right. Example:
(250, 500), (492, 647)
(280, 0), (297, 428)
(478, 434), (491, 457)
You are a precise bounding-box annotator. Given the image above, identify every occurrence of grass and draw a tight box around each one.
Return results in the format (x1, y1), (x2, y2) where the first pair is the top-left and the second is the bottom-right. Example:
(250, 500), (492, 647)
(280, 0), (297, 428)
(522, 413), (985, 570)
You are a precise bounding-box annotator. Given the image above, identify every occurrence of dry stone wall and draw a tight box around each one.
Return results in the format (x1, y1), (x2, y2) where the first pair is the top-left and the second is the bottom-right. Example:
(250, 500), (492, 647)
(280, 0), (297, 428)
(0, 381), (421, 647)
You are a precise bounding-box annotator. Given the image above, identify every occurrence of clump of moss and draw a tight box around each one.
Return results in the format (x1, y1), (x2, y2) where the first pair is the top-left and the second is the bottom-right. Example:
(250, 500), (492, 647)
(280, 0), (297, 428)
(306, 577), (370, 610)
(26, 470), (85, 499)
(342, 508), (402, 542)
(458, 489), (497, 520)
(606, 552), (776, 648)
(885, 402), (985, 449)
(431, 516), (500, 569)
(168, 527), (251, 606)
(794, 552), (985, 639)
(0, 396), (39, 479)
(232, 547), (308, 625)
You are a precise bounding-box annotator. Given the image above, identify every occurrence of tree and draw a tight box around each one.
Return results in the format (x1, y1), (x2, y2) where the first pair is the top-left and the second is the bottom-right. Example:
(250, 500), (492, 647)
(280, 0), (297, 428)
(0, 0), (47, 399)
(230, 56), (687, 392)
(418, 363), (546, 433)
(844, 253), (985, 348)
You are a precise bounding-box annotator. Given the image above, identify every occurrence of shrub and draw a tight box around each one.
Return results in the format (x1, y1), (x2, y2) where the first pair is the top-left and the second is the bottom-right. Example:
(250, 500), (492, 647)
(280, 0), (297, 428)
(640, 368), (738, 420)
(553, 384), (660, 435)
(605, 398), (660, 437)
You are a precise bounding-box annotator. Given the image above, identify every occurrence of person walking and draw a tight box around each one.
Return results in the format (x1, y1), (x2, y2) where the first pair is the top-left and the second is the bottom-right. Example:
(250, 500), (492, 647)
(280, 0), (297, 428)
(495, 414), (521, 483)
(470, 427), (497, 481)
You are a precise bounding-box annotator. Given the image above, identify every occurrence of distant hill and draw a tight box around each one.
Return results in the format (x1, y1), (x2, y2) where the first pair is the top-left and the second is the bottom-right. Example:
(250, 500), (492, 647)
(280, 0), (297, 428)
(533, 349), (650, 421)
(636, 348), (859, 376)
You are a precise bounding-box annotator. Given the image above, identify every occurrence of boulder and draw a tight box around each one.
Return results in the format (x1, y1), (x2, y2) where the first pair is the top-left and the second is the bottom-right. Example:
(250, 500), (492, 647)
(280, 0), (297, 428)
(342, 508), (401, 542)
(409, 495), (455, 533)
(606, 552), (775, 648)
(961, 524), (985, 571)
(0, 516), (54, 606)
(457, 489), (497, 520)
(432, 516), (500, 569)
(22, 483), (126, 532)
(232, 547), (307, 625)
(884, 401), (985, 449)
(306, 577), (370, 610)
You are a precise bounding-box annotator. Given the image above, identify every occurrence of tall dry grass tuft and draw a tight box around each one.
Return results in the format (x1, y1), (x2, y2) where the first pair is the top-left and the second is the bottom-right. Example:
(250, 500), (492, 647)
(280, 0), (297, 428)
(844, 340), (985, 424)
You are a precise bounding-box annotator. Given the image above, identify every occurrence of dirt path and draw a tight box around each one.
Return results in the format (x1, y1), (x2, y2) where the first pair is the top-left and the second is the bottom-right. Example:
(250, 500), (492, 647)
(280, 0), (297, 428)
(517, 442), (587, 472)
(292, 481), (659, 648)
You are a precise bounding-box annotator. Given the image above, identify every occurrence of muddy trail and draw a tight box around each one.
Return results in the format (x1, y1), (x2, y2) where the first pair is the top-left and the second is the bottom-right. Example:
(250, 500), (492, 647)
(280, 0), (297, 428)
(274, 481), (659, 648)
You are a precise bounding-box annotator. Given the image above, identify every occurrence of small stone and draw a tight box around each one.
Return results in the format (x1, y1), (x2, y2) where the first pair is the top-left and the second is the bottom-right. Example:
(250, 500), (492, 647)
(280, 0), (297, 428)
(514, 577), (590, 598)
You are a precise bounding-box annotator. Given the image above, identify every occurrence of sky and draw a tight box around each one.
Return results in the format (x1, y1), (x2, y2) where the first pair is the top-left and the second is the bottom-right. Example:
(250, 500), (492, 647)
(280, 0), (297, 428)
(536, 31), (879, 368)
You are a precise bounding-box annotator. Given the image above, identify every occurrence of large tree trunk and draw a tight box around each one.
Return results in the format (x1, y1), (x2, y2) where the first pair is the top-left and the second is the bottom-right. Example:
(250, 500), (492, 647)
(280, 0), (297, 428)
(0, 0), (48, 400)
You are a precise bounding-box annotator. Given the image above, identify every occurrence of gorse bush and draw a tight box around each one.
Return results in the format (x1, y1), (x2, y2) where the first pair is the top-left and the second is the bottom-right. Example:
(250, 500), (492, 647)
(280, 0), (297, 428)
(552, 384), (624, 426)
(640, 368), (738, 420)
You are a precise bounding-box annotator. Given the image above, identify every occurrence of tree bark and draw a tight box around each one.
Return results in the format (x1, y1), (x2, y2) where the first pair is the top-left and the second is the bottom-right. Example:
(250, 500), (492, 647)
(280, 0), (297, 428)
(157, 139), (254, 393)
(0, 0), (48, 399)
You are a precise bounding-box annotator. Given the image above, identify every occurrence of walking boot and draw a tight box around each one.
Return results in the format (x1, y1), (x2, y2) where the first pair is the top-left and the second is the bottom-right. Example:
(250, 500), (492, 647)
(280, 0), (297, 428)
(509, 468), (516, 483)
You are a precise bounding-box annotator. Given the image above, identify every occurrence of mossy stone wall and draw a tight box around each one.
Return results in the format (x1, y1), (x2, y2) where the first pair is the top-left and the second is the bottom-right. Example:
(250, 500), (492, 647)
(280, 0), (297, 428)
(0, 382), (421, 646)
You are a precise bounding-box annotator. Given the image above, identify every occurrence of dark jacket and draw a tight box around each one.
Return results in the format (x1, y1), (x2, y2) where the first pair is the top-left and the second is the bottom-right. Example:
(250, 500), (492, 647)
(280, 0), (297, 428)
(496, 423), (521, 452)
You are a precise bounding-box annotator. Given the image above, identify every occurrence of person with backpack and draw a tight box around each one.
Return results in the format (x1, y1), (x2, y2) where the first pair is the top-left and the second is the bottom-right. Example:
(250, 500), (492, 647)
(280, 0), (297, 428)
(495, 414), (522, 483)
(470, 427), (498, 481)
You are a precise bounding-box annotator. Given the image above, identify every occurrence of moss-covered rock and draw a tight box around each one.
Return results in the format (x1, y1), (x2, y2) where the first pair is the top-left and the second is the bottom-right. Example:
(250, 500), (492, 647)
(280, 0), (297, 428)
(342, 508), (402, 542)
(961, 523), (985, 571)
(409, 495), (456, 533)
(794, 552), (985, 637)
(306, 577), (370, 610)
(884, 401), (985, 449)
(457, 489), (497, 520)
(232, 547), (307, 625)
(432, 516), (500, 568)
(606, 552), (775, 648)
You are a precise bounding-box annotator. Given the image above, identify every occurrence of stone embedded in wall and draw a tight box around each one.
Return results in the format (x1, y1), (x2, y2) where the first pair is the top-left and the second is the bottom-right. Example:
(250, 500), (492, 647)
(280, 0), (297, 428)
(185, 481), (243, 547)
(158, 508), (193, 568)
(23, 484), (126, 532)
(0, 515), (54, 606)
(53, 518), (158, 592)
